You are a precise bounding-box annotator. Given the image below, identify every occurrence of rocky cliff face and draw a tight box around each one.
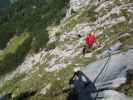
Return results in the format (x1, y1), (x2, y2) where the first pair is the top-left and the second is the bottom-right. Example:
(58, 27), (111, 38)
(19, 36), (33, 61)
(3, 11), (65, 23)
(0, 0), (133, 100)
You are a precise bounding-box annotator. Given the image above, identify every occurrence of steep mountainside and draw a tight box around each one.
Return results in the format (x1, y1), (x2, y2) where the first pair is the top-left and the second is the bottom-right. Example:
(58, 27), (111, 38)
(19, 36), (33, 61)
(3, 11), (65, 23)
(0, 0), (69, 76)
(0, 0), (133, 100)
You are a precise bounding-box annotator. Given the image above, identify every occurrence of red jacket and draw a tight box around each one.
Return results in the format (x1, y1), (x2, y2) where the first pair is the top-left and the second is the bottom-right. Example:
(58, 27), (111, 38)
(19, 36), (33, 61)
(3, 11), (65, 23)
(85, 34), (96, 47)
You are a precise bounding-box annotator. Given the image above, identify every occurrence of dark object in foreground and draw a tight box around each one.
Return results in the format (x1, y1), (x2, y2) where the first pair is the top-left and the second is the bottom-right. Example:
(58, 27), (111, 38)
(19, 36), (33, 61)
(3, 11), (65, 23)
(68, 71), (97, 100)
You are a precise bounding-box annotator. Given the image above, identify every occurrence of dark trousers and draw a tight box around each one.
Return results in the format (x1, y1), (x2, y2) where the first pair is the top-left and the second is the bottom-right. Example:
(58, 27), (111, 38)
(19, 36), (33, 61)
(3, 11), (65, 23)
(82, 45), (91, 55)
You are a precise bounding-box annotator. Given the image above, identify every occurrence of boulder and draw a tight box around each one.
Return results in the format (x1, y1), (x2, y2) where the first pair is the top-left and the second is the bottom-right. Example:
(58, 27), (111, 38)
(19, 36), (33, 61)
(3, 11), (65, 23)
(110, 41), (123, 52)
(82, 49), (133, 100)
(96, 42), (123, 59)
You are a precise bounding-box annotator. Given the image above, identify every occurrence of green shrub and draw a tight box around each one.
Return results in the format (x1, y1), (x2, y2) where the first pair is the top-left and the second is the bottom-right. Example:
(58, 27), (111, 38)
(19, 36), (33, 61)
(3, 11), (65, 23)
(0, 0), (70, 52)
(0, 32), (32, 76)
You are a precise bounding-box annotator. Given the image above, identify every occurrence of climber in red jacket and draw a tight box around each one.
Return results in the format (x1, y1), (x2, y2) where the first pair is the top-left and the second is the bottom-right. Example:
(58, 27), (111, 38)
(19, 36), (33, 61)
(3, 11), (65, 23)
(83, 32), (100, 55)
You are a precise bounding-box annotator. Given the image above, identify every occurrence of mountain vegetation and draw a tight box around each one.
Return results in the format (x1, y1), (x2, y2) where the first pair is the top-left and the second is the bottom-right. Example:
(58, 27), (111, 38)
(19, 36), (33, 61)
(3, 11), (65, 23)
(0, 0), (69, 75)
(0, 0), (133, 100)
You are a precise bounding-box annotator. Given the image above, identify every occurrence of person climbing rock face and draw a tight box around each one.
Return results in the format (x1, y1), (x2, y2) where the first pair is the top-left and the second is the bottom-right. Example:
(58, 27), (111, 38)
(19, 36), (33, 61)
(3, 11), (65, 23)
(83, 32), (100, 55)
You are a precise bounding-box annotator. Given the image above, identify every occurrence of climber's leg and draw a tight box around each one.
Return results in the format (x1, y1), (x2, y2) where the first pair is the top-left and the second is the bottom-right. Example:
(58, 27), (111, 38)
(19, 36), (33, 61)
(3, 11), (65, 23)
(82, 45), (87, 55)
(82, 45), (91, 55)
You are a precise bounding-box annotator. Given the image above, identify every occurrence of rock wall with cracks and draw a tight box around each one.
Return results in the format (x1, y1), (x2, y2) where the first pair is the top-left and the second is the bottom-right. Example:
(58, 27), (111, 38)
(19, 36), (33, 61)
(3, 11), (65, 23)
(0, 0), (133, 99)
